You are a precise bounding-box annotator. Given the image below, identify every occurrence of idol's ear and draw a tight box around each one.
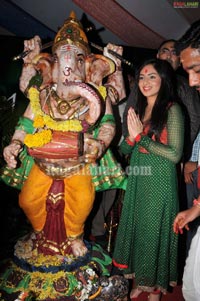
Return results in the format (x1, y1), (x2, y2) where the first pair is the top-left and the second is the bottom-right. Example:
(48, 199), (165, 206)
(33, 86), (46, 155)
(32, 53), (54, 90)
(85, 53), (115, 87)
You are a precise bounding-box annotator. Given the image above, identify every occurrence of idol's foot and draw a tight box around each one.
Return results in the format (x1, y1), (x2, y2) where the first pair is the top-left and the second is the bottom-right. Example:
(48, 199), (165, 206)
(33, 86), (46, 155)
(70, 238), (88, 257)
(14, 232), (38, 259)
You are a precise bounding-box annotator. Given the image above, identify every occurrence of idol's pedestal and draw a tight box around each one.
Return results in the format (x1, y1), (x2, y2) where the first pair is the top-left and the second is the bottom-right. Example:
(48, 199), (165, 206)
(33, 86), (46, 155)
(0, 234), (128, 301)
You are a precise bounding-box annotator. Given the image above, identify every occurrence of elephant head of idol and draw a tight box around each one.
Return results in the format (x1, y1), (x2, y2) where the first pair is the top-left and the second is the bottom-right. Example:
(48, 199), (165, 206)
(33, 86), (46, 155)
(32, 12), (117, 125)
(51, 11), (90, 86)
(50, 11), (102, 125)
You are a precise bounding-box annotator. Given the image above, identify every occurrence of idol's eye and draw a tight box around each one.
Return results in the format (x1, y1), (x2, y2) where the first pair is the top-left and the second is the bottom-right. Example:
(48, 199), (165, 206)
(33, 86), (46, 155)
(77, 54), (85, 65)
(77, 57), (84, 64)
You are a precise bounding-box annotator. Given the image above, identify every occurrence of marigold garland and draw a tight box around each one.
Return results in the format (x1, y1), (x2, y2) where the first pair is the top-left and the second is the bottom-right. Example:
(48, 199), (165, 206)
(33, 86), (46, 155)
(24, 129), (52, 148)
(28, 87), (83, 132)
(33, 115), (45, 128)
(24, 87), (83, 148)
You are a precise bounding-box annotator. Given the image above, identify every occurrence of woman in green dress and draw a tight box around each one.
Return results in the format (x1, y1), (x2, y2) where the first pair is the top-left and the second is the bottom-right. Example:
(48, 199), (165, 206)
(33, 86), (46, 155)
(113, 58), (184, 301)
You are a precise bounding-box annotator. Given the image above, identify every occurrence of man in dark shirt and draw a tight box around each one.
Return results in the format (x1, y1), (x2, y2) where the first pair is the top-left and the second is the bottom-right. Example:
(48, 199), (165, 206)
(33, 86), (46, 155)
(173, 19), (200, 301)
(157, 39), (200, 252)
(157, 39), (200, 159)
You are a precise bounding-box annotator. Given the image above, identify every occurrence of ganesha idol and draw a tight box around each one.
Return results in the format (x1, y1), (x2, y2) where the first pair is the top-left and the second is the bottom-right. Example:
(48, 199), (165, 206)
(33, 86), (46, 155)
(0, 11), (128, 301)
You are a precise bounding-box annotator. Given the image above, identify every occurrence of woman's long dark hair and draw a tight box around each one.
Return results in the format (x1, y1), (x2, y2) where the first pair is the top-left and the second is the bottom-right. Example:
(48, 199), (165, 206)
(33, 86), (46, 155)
(133, 58), (177, 141)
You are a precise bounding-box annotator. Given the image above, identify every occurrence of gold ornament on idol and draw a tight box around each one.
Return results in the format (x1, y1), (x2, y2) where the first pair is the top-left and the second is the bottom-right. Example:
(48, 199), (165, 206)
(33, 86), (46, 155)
(52, 11), (90, 55)
(24, 87), (83, 148)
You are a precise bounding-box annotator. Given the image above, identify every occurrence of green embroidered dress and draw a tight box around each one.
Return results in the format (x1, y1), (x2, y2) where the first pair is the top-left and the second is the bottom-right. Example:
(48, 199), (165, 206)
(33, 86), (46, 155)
(113, 103), (184, 293)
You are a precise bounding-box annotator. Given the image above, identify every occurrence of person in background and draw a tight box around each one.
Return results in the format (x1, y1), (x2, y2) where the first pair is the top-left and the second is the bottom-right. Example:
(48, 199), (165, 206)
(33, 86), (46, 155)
(184, 132), (200, 254)
(157, 39), (200, 252)
(157, 39), (200, 158)
(173, 18), (200, 301)
(89, 188), (118, 248)
(113, 58), (184, 301)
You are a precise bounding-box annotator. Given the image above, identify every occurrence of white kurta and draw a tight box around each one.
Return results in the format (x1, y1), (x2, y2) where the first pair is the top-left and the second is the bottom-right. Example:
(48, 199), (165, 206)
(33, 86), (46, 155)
(183, 226), (200, 301)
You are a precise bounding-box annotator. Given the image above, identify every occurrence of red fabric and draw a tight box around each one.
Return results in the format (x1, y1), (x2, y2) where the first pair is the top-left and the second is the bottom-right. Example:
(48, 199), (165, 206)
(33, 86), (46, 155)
(112, 259), (128, 269)
(43, 179), (66, 243)
(126, 136), (135, 146)
(139, 125), (167, 154)
(132, 286), (184, 301)
(135, 133), (142, 142)
(37, 179), (67, 255)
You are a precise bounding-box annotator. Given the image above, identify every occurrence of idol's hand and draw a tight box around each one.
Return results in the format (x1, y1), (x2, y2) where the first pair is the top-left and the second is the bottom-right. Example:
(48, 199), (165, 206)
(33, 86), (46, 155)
(23, 35), (42, 64)
(20, 36), (42, 93)
(3, 140), (23, 169)
(103, 43), (123, 68)
(83, 135), (106, 163)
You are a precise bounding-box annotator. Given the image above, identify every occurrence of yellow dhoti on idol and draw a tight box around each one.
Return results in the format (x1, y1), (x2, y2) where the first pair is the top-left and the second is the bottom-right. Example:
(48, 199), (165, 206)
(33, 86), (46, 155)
(19, 163), (95, 248)
(19, 163), (95, 237)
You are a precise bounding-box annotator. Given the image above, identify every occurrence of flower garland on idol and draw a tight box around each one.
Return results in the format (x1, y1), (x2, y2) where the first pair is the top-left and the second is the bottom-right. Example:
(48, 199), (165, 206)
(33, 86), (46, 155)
(24, 87), (83, 148)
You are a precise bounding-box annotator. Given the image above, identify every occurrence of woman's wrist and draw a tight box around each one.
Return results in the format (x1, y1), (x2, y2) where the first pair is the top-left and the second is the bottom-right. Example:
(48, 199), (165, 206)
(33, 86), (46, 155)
(126, 136), (135, 146)
(126, 133), (142, 146)
(134, 133), (142, 142)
